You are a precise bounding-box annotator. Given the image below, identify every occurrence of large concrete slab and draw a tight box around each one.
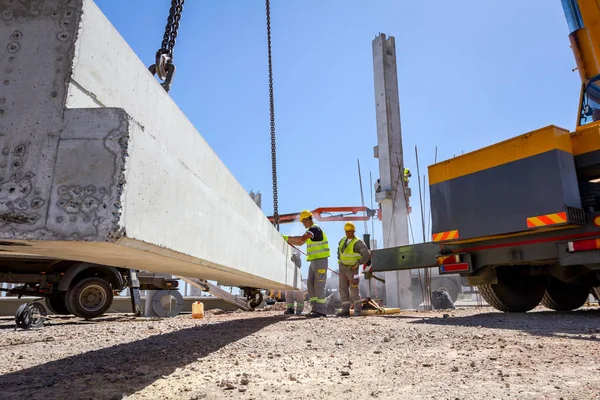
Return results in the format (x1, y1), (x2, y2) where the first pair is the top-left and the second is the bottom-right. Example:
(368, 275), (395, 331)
(0, 0), (299, 290)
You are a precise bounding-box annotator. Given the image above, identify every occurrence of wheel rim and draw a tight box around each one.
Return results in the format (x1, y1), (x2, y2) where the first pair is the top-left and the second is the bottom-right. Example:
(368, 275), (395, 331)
(78, 284), (107, 312)
(436, 286), (450, 295)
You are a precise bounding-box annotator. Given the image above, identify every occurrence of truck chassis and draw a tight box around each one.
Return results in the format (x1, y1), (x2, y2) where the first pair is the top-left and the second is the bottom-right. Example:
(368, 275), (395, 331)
(372, 212), (600, 312)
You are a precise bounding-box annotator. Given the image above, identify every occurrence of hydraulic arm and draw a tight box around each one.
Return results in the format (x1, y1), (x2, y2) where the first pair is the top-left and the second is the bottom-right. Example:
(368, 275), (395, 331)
(562, 0), (600, 126)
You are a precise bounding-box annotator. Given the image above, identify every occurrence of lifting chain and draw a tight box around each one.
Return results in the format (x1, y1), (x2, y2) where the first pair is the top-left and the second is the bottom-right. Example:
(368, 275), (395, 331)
(149, 0), (185, 93)
(266, 0), (280, 230)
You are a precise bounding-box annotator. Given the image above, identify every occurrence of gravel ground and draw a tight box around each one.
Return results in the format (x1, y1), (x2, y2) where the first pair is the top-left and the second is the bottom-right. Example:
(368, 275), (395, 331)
(1, 305), (599, 400)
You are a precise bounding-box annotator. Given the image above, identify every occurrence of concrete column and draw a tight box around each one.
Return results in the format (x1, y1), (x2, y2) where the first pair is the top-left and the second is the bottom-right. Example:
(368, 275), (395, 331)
(372, 33), (413, 309)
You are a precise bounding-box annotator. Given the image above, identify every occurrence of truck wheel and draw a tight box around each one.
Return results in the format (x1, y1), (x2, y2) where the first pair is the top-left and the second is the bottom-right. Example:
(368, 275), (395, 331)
(44, 295), (70, 315)
(478, 277), (546, 312)
(431, 278), (459, 303)
(541, 278), (589, 311)
(66, 277), (114, 319)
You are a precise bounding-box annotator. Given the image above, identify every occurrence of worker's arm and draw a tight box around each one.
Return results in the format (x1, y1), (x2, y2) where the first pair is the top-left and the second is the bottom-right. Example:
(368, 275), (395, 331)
(284, 231), (313, 246)
(354, 240), (371, 267)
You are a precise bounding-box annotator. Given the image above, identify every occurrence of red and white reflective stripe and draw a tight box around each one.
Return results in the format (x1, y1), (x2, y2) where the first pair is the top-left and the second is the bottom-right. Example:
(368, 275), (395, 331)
(440, 262), (470, 273)
(567, 238), (600, 252)
(437, 254), (460, 265)
(363, 265), (372, 273)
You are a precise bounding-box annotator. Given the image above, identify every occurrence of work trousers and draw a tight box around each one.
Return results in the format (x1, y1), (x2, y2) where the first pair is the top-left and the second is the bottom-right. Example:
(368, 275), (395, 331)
(307, 257), (328, 314)
(285, 290), (304, 310)
(339, 263), (362, 312)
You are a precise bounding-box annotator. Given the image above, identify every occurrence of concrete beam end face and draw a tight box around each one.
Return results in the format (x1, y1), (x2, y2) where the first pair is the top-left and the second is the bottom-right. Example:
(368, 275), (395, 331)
(45, 108), (130, 241)
(0, 0), (96, 240)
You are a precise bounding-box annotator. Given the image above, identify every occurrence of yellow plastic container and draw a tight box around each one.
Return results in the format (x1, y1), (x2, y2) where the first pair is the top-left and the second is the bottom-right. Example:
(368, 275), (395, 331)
(192, 301), (204, 319)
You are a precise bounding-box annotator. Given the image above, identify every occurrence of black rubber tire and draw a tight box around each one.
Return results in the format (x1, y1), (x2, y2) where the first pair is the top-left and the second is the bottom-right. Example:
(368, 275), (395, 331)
(66, 277), (114, 319)
(541, 278), (589, 311)
(478, 277), (546, 312)
(44, 294), (70, 315)
(15, 302), (47, 329)
(431, 277), (460, 303)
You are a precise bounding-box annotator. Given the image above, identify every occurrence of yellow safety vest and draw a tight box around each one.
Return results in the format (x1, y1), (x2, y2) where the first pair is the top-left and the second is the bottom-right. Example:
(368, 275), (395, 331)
(306, 224), (330, 261)
(403, 168), (410, 182)
(338, 237), (362, 266)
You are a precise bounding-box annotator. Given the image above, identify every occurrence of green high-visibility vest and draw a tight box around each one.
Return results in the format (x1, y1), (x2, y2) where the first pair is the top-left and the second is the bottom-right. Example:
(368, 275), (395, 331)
(306, 224), (330, 261)
(338, 237), (361, 266)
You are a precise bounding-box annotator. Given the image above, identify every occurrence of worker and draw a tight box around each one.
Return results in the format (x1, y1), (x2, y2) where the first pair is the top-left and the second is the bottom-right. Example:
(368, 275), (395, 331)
(335, 222), (371, 317)
(282, 210), (330, 318)
(284, 250), (305, 315)
(403, 168), (411, 187)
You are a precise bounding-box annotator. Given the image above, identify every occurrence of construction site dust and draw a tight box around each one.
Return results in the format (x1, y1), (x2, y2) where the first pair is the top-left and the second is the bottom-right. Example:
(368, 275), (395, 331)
(1, 304), (600, 400)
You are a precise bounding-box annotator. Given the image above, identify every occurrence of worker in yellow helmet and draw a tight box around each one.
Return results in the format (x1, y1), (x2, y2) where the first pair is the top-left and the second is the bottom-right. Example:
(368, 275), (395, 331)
(282, 210), (330, 318)
(335, 222), (371, 317)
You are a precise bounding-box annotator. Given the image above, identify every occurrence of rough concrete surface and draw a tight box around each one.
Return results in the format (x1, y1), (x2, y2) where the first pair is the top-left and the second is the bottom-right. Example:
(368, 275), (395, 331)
(0, 0), (298, 290)
(1, 306), (599, 399)
(372, 33), (412, 310)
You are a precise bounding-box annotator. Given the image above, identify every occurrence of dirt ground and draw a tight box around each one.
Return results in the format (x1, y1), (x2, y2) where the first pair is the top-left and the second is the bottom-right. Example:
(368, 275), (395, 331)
(0, 304), (599, 400)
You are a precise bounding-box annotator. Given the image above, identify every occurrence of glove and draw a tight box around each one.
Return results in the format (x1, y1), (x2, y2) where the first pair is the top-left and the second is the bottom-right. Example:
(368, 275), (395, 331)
(365, 258), (372, 267)
(282, 234), (289, 241)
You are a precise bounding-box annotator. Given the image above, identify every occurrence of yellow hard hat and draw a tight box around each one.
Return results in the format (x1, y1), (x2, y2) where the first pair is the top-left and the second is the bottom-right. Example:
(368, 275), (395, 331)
(299, 210), (313, 221)
(344, 222), (356, 231)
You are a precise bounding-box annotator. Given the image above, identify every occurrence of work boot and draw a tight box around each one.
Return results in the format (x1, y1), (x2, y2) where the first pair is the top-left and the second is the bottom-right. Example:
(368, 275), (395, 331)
(283, 308), (295, 315)
(305, 311), (326, 318)
(296, 308), (304, 315)
(335, 309), (350, 318)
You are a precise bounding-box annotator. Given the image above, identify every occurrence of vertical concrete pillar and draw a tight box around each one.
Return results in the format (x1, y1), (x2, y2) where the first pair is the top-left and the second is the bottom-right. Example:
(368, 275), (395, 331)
(372, 33), (413, 309)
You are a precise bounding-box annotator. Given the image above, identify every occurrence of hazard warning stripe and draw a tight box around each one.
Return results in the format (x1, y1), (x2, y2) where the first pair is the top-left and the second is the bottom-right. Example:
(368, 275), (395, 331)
(526, 211), (567, 228)
(432, 230), (459, 242)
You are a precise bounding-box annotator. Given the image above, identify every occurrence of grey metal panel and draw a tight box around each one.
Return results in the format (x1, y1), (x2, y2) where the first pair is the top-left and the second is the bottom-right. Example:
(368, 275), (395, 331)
(558, 240), (600, 269)
(371, 242), (441, 272)
(430, 150), (581, 241)
(574, 149), (600, 170)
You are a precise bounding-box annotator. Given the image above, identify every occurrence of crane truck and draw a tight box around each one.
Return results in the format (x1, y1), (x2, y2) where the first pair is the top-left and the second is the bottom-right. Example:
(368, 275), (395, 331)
(371, 0), (600, 312)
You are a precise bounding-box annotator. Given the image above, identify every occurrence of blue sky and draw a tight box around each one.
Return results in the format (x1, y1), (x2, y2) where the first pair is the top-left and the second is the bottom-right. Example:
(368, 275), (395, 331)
(95, 1), (580, 279)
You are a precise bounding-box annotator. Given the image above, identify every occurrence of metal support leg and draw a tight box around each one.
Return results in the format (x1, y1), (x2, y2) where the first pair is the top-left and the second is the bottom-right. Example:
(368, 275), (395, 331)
(129, 269), (142, 317)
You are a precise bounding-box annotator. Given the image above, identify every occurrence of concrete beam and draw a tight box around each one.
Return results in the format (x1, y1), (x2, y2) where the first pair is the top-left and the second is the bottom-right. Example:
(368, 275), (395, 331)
(0, 0), (299, 290)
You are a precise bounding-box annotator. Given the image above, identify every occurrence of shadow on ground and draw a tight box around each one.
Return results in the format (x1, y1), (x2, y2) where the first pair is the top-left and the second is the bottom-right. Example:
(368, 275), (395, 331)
(0, 316), (281, 399)
(406, 307), (600, 341)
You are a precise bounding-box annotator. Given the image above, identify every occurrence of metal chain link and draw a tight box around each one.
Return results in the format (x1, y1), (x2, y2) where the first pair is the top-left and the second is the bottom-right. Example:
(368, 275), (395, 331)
(149, 0), (185, 91)
(157, 0), (185, 64)
(266, 0), (279, 230)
